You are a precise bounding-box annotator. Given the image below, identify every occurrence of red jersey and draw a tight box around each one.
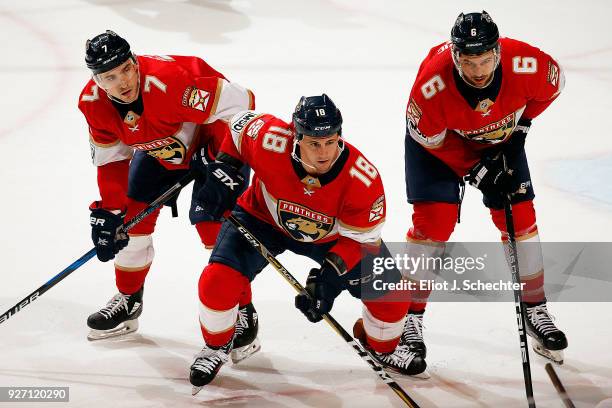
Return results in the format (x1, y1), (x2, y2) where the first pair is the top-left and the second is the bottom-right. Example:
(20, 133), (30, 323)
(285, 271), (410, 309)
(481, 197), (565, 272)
(78, 55), (254, 209)
(406, 38), (564, 175)
(223, 111), (387, 269)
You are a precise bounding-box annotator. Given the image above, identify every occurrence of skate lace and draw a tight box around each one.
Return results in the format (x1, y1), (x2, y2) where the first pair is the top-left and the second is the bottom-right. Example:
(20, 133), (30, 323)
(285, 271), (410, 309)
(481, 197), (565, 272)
(234, 308), (249, 338)
(403, 314), (425, 342)
(378, 345), (417, 369)
(529, 305), (559, 336)
(99, 293), (129, 319)
(192, 347), (229, 374)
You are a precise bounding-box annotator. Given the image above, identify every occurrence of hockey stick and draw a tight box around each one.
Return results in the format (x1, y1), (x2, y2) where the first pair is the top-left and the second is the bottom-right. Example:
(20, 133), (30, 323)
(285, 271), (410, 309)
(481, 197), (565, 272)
(545, 363), (575, 408)
(227, 215), (421, 408)
(502, 156), (536, 408)
(0, 172), (195, 326)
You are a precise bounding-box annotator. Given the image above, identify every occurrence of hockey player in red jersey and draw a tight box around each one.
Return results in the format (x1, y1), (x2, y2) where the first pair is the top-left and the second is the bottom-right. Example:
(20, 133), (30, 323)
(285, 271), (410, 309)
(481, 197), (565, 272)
(403, 11), (567, 364)
(188, 94), (425, 391)
(78, 30), (253, 340)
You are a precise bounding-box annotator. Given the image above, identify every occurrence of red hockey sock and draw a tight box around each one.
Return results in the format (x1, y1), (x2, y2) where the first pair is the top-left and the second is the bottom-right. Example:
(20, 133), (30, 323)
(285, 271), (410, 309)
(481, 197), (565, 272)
(198, 263), (249, 346)
(115, 265), (150, 294)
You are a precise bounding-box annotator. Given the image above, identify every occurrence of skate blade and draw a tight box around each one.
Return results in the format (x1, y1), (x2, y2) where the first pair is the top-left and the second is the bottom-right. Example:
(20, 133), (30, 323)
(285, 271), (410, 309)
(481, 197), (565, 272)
(389, 367), (430, 379)
(191, 386), (203, 396)
(532, 340), (564, 365)
(411, 369), (430, 379)
(87, 319), (139, 341)
(231, 337), (261, 364)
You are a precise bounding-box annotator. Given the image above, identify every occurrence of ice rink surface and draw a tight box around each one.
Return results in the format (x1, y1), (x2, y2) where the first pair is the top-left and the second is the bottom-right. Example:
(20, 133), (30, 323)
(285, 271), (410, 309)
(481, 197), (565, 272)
(1, 1), (612, 407)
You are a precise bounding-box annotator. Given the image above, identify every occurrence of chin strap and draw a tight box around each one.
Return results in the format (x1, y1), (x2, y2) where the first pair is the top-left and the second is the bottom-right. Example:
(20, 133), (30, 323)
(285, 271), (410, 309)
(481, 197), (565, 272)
(291, 137), (346, 173)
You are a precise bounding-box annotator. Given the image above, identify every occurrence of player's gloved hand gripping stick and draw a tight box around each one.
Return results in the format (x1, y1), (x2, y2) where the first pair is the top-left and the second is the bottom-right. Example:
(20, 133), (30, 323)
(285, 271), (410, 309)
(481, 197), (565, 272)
(0, 172), (195, 326)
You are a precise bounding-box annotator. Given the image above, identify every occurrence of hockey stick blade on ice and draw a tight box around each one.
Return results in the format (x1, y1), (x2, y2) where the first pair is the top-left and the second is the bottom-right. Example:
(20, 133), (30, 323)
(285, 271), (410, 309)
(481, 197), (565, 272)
(227, 214), (421, 408)
(0, 173), (195, 326)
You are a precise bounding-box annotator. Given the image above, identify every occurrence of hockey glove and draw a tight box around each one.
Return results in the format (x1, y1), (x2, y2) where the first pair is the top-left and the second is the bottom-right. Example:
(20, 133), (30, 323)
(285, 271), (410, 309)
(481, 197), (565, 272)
(89, 202), (129, 262)
(190, 145), (212, 180)
(295, 259), (345, 323)
(504, 117), (531, 156)
(194, 159), (245, 220)
(464, 151), (514, 200)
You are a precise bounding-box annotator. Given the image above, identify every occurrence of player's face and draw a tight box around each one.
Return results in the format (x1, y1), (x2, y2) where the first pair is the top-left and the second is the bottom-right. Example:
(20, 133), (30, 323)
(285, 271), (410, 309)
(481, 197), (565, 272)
(299, 134), (341, 176)
(457, 50), (496, 88)
(95, 59), (140, 103)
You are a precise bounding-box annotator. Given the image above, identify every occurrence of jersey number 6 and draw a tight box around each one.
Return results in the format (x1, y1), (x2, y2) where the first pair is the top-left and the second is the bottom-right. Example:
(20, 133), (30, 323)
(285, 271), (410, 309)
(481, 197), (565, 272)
(512, 56), (537, 74)
(421, 75), (446, 99)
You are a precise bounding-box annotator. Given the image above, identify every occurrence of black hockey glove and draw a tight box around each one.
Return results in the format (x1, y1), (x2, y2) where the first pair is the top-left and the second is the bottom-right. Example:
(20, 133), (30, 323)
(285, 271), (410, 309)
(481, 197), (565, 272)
(190, 145), (212, 180)
(194, 157), (245, 220)
(504, 117), (531, 156)
(295, 256), (345, 323)
(464, 151), (514, 200)
(89, 202), (129, 262)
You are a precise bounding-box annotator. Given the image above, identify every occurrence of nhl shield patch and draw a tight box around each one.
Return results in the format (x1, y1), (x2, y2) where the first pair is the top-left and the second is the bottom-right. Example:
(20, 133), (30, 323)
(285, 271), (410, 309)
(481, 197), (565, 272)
(277, 200), (334, 242)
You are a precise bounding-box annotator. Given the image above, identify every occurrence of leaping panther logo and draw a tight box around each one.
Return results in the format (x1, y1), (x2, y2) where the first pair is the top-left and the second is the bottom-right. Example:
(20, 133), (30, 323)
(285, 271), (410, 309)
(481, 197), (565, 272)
(278, 200), (334, 242)
(133, 137), (186, 164)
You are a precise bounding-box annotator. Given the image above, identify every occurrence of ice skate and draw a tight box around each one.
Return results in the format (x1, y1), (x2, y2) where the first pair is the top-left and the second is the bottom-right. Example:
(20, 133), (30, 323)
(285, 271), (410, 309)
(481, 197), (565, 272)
(190, 339), (233, 395)
(231, 302), (261, 363)
(353, 318), (428, 378)
(86, 287), (143, 341)
(524, 301), (567, 364)
(373, 344), (428, 377)
(402, 311), (426, 358)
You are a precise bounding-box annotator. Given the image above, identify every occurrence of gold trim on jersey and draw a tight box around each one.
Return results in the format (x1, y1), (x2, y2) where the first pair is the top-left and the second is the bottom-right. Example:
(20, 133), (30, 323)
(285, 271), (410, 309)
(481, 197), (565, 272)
(209, 79), (223, 118)
(89, 135), (120, 147)
(338, 219), (385, 233)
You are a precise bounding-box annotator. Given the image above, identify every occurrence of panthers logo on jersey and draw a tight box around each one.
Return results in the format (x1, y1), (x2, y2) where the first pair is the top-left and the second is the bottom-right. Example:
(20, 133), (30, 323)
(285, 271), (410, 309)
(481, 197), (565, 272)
(133, 137), (187, 164)
(458, 111), (516, 144)
(277, 200), (334, 242)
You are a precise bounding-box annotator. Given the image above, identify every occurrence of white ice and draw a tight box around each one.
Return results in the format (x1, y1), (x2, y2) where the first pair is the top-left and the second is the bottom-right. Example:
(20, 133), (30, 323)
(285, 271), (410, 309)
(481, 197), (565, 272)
(1, 1), (611, 407)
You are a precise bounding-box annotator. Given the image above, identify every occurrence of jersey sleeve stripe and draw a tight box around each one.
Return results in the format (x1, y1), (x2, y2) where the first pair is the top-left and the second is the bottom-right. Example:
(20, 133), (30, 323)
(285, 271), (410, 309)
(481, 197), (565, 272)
(206, 79), (253, 124)
(408, 120), (447, 149)
(247, 89), (255, 110)
(89, 137), (120, 148)
(337, 220), (384, 243)
(90, 137), (134, 166)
